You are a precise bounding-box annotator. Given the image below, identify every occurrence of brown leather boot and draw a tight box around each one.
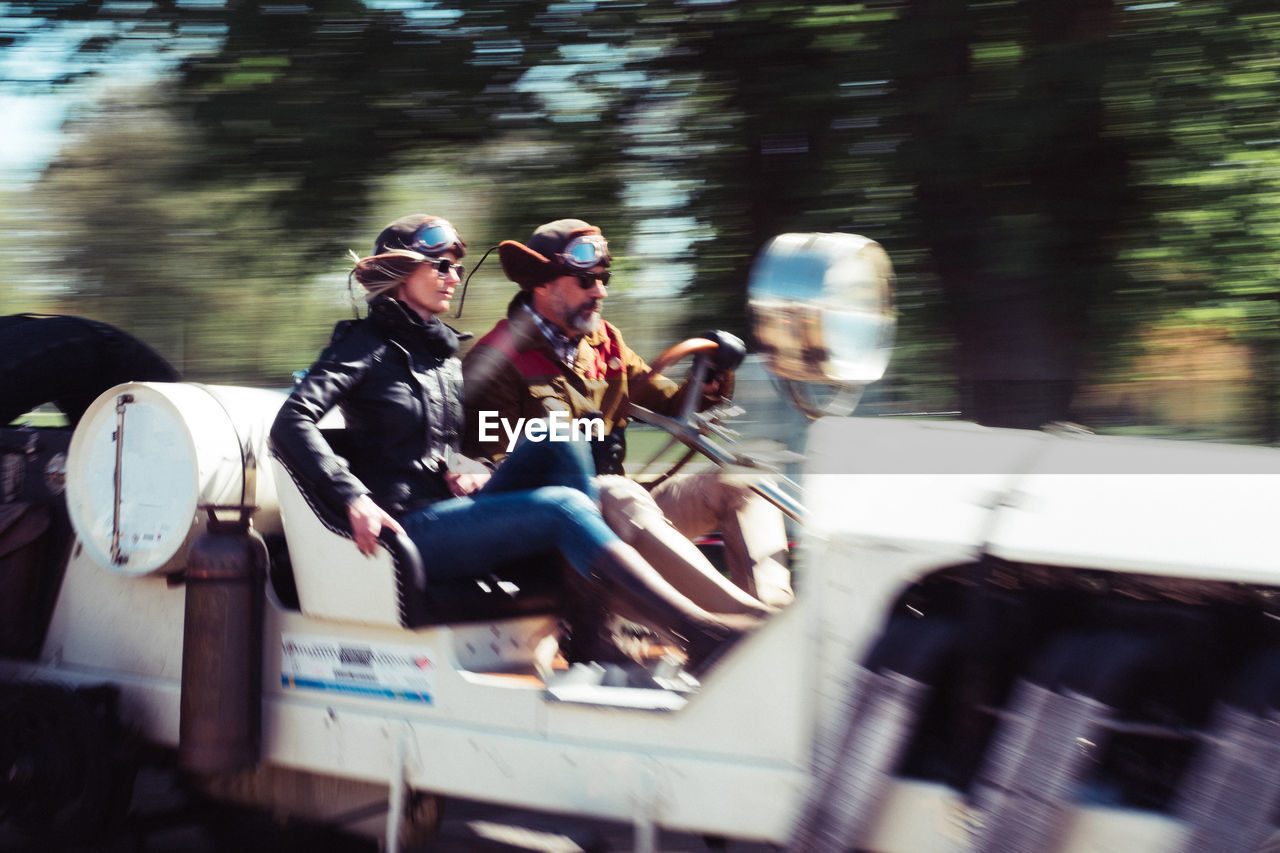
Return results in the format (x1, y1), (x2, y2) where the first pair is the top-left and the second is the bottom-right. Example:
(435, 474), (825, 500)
(595, 474), (775, 618)
(584, 541), (763, 676)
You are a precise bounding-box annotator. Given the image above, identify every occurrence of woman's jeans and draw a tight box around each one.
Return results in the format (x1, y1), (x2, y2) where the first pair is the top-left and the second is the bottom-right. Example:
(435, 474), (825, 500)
(399, 438), (617, 580)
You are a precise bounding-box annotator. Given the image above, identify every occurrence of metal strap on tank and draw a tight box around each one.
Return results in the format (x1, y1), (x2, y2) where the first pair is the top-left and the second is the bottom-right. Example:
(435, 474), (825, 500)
(194, 384), (256, 512)
(110, 392), (134, 565)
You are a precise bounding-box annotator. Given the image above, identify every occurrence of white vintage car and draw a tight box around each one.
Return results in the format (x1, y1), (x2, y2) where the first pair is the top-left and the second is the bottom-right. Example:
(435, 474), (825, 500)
(1, 233), (1277, 853)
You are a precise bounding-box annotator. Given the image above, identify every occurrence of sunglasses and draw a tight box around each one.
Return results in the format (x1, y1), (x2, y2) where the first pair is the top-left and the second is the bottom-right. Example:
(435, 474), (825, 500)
(558, 234), (610, 270)
(411, 220), (461, 256)
(571, 270), (610, 289)
(425, 257), (465, 278)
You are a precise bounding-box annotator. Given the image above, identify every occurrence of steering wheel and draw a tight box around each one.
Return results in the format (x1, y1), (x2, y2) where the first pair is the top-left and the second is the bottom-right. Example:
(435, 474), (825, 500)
(625, 338), (804, 522)
(625, 337), (728, 487)
(633, 337), (723, 410)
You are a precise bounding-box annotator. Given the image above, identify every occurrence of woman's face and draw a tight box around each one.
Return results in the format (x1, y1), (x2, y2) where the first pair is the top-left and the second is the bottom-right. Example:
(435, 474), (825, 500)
(396, 249), (462, 319)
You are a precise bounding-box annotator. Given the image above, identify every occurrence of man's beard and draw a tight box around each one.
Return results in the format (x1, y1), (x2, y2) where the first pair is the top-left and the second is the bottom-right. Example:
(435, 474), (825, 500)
(569, 302), (602, 334)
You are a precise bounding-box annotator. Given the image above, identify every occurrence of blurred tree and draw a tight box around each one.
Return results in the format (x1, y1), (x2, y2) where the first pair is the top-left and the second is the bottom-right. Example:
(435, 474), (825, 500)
(31, 91), (344, 384)
(883, 0), (1136, 428)
(581, 2), (905, 332)
(0, 192), (59, 317)
(1114, 3), (1280, 440)
(9, 0), (1280, 437)
(2, 0), (633, 257)
(175, 0), (495, 245)
(607, 1), (951, 407)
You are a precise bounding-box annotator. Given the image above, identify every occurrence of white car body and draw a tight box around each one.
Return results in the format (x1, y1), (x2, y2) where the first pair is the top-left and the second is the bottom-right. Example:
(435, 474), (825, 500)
(4, 233), (1277, 852)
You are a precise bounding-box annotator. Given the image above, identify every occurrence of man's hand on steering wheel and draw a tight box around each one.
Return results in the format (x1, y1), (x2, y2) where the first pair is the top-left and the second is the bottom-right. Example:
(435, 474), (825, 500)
(697, 330), (745, 402)
(700, 330), (745, 373)
(626, 332), (745, 473)
(626, 331), (804, 520)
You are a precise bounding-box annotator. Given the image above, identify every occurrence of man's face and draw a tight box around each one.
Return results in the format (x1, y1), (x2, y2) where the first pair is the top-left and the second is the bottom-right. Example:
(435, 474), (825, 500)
(535, 266), (609, 335)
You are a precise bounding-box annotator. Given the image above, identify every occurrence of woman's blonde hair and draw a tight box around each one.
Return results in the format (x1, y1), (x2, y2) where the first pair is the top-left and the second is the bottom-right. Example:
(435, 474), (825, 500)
(350, 250), (427, 303)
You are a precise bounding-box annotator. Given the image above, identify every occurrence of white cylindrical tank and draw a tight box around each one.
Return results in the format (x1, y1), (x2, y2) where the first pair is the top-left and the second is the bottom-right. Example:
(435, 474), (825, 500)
(66, 382), (287, 576)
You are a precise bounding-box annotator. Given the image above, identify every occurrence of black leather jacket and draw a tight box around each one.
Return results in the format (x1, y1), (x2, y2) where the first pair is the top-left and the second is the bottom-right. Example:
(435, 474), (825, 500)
(270, 296), (464, 518)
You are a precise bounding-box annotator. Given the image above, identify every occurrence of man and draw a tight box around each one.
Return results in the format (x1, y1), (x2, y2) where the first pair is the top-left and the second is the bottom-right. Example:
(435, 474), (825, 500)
(462, 218), (793, 610)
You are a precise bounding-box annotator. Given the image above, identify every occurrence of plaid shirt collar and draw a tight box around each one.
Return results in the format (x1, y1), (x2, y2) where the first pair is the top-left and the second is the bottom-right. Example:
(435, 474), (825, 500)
(522, 303), (581, 368)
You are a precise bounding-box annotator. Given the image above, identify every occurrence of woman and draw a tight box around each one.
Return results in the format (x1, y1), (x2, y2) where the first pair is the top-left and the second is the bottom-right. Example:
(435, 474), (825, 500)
(270, 214), (757, 674)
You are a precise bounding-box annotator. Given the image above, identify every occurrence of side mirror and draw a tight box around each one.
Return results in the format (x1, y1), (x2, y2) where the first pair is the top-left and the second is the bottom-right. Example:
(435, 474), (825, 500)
(748, 232), (895, 416)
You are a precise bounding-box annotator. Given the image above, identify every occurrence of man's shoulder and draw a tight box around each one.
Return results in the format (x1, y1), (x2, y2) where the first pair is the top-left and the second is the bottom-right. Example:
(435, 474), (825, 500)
(464, 318), (562, 383)
(472, 307), (544, 349)
(469, 318), (514, 352)
(462, 322), (513, 382)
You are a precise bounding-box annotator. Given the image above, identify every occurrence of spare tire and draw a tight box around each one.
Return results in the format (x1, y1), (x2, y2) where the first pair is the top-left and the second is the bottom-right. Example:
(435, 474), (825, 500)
(0, 314), (179, 426)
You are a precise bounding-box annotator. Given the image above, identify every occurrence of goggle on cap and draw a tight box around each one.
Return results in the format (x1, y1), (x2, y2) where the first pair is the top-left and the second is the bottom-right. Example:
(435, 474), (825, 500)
(372, 214), (467, 258)
(498, 219), (611, 290)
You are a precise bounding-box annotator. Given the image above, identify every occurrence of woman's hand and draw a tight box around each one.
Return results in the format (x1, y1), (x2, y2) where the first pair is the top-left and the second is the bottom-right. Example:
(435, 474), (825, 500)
(445, 469), (491, 497)
(347, 494), (405, 556)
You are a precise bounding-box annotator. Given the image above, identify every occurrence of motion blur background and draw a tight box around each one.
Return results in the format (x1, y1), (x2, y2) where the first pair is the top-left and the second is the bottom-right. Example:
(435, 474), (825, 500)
(3, 0), (1278, 439)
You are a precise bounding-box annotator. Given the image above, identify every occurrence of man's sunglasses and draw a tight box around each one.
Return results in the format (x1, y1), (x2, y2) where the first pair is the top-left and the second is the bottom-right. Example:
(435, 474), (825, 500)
(571, 271), (610, 289)
(425, 257), (465, 277)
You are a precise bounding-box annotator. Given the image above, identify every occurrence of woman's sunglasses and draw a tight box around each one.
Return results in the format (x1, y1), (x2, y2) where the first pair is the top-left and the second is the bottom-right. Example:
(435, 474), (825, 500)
(425, 257), (465, 278)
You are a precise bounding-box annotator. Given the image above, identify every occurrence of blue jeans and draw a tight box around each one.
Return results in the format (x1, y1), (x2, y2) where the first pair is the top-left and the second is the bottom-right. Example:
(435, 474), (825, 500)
(399, 438), (616, 580)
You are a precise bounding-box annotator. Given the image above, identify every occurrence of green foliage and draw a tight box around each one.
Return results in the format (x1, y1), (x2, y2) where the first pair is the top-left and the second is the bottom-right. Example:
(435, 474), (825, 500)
(25, 91), (343, 384)
(8, 0), (1280, 436)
